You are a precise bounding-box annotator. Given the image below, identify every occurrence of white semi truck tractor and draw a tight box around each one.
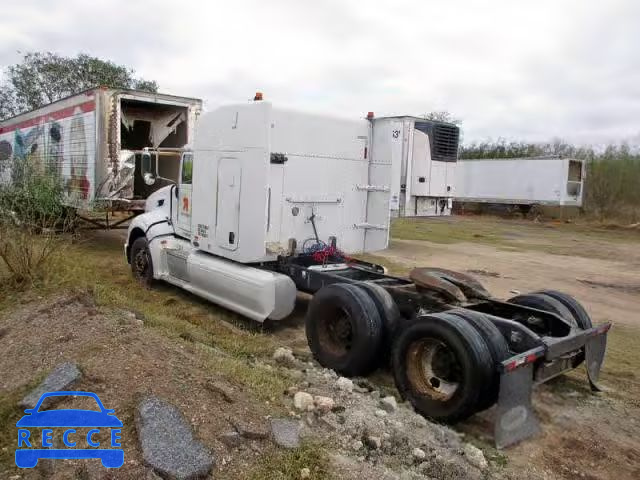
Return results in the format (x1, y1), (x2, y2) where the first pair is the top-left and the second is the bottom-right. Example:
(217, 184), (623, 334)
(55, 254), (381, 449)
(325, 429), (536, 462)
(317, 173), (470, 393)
(125, 96), (609, 448)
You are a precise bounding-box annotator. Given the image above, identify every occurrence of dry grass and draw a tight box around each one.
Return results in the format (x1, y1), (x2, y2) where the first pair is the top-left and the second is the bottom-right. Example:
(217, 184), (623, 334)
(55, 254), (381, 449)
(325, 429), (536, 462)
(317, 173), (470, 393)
(244, 441), (331, 480)
(390, 216), (640, 260)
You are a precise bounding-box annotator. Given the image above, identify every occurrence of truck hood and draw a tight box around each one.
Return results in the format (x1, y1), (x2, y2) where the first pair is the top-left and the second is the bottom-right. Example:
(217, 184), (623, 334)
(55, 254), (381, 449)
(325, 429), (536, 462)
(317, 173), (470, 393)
(145, 185), (173, 213)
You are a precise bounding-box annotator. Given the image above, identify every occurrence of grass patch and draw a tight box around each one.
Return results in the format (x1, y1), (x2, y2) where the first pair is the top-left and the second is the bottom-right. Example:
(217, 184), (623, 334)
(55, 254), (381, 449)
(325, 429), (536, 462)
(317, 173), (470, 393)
(207, 354), (292, 405)
(598, 324), (640, 408)
(246, 441), (331, 480)
(542, 323), (640, 409)
(0, 232), (278, 362)
(389, 216), (640, 260)
(0, 231), (294, 411)
(391, 217), (508, 245)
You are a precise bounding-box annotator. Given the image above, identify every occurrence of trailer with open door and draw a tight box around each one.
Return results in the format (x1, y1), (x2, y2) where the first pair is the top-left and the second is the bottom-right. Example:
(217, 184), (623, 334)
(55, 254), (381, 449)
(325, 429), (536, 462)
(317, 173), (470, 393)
(0, 87), (202, 227)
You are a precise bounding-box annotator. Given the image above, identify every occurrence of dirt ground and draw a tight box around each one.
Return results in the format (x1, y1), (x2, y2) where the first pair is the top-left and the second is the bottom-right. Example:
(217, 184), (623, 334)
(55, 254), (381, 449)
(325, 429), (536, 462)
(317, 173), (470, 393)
(378, 217), (640, 480)
(1, 215), (639, 479)
(270, 216), (640, 479)
(0, 292), (290, 480)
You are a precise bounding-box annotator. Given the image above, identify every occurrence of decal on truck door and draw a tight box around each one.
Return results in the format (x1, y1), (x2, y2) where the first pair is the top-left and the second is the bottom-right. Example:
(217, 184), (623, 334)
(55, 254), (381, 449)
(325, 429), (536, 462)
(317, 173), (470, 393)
(176, 153), (193, 235)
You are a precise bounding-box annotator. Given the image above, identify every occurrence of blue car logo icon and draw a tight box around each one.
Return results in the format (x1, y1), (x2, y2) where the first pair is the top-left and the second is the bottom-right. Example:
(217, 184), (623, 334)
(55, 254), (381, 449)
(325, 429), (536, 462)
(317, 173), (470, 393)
(16, 391), (124, 468)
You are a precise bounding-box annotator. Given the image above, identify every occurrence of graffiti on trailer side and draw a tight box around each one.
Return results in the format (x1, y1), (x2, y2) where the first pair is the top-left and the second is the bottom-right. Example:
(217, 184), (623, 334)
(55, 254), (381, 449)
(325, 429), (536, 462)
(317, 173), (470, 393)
(0, 106), (94, 204)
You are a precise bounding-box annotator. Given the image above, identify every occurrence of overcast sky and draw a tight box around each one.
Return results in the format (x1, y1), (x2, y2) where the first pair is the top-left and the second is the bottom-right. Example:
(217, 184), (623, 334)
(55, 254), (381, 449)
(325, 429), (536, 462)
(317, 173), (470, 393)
(1, 0), (638, 145)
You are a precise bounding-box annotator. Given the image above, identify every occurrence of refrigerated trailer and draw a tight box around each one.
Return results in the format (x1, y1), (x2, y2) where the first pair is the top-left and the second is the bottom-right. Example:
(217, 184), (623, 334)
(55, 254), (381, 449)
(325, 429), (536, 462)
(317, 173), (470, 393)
(124, 96), (609, 448)
(0, 87), (202, 221)
(455, 156), (585, 211)
(371, 116), (460, 217)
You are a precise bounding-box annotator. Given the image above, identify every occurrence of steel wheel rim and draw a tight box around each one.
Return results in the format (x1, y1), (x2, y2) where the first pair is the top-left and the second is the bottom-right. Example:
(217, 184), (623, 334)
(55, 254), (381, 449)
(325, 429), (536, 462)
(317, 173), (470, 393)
(318, 307), (353, 356)
(406, 338), (461, 402)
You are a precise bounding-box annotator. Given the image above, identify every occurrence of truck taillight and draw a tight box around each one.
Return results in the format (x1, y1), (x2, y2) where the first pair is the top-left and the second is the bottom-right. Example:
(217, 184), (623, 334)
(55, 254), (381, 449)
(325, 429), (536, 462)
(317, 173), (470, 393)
(505, 352), (541, 372)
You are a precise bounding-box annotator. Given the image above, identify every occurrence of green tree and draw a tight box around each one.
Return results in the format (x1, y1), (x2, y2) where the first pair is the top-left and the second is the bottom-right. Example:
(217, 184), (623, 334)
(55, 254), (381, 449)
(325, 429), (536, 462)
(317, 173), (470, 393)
(421, 111), (462, 125)
(0, 52), (158, 120)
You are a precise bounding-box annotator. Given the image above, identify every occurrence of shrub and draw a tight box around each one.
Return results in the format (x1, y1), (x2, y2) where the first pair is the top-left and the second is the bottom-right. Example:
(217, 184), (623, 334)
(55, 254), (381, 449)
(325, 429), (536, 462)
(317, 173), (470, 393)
(0, 157), (73, 287)
(584, 146), (640, 223)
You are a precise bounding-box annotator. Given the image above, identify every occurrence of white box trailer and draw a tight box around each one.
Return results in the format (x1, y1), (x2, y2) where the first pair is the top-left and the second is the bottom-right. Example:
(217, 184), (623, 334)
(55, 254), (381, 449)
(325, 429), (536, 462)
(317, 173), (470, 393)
(371, 116), (460, 217)
(0, 87), (202, 215)
(124, 96), (610, 449)
(455, 156), (585, 209)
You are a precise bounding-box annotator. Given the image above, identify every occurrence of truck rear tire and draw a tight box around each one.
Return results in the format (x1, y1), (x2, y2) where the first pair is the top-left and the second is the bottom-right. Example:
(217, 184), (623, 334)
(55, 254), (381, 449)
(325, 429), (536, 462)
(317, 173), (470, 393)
(535, 290), (592, 330)
(358, 282), (400, 335)
(446, 309), (509, 412)
(305, 283), (383, 376)
(131, 237), (154, 288)
(509, 291), (587, 366)
(391, 313), (494, 423)
(507, 292), (577, 328)
(358, 282), (402, 367)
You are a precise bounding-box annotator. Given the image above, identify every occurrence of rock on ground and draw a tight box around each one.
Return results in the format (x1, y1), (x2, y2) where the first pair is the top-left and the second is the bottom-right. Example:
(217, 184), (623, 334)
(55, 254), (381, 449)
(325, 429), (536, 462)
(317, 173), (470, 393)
(412, 448), (426, 461)
(271, 418), (301, 449)
(336, 377), (354, 393)
(294, 391), (315, 411)
(232, 418), (270, 440)
(364, 435), (382, 450)
(136, 396), (214, 480)
(273, 347), (297, 366)
(314, 395), (335, 413)
(379, 395), (398, 413)
(463, 443), (489, 470)
(19, 362), (81, 409)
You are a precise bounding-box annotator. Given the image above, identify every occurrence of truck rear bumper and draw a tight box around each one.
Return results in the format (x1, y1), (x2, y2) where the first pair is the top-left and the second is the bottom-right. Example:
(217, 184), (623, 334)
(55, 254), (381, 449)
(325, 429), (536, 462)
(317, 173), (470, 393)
(494, 322), (610, 448)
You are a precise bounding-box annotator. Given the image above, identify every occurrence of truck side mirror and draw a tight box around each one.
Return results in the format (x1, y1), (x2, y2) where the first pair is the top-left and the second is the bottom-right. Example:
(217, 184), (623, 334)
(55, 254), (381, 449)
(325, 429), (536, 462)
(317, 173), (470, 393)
(141, 152), (156, 185)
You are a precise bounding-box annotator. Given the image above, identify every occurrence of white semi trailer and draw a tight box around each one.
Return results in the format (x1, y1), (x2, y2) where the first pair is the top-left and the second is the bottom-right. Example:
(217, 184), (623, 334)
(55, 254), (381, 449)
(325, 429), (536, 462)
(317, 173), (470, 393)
(455, 156), (585, 211)
(124, 95), (609, 448)
(0, 87), (202, 225)
(371, 115), (460, 217)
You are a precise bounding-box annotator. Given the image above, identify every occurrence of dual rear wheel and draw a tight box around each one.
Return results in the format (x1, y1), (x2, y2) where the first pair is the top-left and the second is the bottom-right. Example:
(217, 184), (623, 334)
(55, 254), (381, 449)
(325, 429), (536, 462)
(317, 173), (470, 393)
(306, 282), (593, 424)
(304, 283), (508, 422)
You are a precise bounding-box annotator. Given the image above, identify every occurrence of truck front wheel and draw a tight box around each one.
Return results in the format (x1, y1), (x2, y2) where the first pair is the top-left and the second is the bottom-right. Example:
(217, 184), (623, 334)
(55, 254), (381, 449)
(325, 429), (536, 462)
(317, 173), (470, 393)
(131, 237), (154, 287)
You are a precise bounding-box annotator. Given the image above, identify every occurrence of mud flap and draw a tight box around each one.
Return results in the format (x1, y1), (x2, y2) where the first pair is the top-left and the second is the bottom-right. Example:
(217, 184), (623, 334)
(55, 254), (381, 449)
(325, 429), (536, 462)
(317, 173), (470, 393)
(494, 363), (540, 449)
(585, 332), (608, 391)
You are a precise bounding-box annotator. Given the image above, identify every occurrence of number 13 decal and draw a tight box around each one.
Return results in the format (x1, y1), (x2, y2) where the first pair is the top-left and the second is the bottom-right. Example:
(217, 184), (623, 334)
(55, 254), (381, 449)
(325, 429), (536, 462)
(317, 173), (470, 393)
(392, 129), (400, 139)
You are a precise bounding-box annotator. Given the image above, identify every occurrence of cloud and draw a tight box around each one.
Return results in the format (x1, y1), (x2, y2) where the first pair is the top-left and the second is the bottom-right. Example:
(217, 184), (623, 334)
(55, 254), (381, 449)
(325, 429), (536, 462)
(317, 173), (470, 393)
(0, 0), (638, 145)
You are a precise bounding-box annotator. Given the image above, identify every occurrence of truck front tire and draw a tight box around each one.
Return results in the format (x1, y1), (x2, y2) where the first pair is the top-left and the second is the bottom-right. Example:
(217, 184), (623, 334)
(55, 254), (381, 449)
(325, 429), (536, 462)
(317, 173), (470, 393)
(305, 283), (383, 376)
(130, 237), (154, 288)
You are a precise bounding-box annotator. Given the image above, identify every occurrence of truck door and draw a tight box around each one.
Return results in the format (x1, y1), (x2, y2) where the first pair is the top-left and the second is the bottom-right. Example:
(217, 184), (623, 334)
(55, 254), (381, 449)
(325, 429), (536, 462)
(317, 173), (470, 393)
(215, 158), (241, 251)
(176, 152), (193, 237)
